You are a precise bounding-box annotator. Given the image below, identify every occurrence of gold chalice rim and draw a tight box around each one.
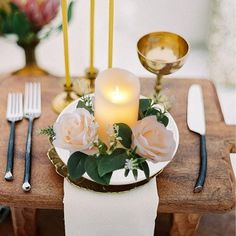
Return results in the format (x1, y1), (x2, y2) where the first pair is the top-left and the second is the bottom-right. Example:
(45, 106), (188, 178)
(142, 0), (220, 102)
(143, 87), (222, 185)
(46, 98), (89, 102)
(137, 31), (190, 64)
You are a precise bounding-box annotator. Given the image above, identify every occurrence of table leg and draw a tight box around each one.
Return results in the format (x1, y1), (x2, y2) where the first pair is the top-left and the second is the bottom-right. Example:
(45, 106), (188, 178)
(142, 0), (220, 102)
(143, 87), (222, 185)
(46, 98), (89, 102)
(10, 207), (37, 236)
(170, 213), (201, 236)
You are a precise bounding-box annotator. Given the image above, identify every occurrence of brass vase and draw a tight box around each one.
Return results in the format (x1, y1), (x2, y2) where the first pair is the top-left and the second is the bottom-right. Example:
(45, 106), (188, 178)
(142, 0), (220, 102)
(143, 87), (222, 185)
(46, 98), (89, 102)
(13, 40), (48, 76)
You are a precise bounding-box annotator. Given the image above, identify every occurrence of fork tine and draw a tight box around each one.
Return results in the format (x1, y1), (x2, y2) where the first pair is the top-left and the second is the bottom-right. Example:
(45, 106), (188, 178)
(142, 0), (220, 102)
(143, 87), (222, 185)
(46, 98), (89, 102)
(29, 83), (33, 111)
(10, 93), (13, 115)
(24, 84), (28, 113)
(17, 93), (22, 115)
(16, 93), (19, 115)
(25, 83), (30, 112)
(7, 93), (12, 117)
(33, 83), (37, 111)
(19, 93), (23, 115)
(13, 93), (16, 116)
(24, 82), (41, 115)
(37, 83), (41, 111)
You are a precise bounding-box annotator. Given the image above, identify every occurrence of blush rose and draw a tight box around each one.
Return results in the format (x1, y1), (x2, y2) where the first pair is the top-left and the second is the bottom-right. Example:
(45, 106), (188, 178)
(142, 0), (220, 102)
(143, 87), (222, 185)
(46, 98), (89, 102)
(131, 116), (175, 163)
(53, 108), (98, 155)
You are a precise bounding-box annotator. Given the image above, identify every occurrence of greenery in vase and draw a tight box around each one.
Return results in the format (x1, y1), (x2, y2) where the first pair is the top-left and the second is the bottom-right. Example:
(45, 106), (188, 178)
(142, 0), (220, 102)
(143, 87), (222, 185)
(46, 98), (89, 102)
(0, 0), (74, 45)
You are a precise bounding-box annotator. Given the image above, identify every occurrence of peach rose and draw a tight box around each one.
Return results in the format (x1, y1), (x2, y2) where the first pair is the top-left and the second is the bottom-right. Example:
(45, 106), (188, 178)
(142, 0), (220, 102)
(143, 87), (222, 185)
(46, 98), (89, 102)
(131, 116), (175, 163)
(53, 108), (98, 155)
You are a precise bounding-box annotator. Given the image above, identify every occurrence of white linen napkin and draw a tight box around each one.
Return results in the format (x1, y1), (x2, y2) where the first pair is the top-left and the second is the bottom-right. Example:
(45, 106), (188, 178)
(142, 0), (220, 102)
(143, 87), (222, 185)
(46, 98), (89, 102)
(63, 178), (158, 236)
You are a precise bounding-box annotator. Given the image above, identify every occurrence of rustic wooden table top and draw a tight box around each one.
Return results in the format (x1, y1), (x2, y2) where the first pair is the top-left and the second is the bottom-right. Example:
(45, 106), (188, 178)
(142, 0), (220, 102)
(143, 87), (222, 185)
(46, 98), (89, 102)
(0, 75), (235, 214)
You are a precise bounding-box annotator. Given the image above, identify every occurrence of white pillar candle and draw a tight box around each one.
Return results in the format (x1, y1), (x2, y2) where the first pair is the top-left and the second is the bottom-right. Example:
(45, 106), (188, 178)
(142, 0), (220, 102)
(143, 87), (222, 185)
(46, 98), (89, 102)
(95, 68), (140, 142)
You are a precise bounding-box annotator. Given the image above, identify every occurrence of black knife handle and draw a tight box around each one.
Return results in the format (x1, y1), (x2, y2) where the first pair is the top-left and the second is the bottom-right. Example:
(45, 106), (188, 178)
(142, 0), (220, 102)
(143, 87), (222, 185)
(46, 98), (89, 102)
(4, 121), (16, 181)
(194, 134), (207, 193)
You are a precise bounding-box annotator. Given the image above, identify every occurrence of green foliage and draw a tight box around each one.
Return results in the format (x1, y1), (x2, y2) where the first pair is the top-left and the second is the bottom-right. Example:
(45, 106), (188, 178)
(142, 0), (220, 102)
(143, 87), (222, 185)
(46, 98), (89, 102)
(0, 3), (36, 44)
(139, 98), (169, 127)
(116, 123), (132, 148)
(66, 148), (150, 185)
(38, 126), (55, 138)
(67, 152), (87, 181)
(85, 156), (112, 185)
(0, 1), (75, 44)
(145, 108), (169, 127)
(76, 95), (94, 114)
(139, 98), (152, 118)
(132, 169), (138, 180)
(98, 149), (127, 177)
(139, 161), (150, 179)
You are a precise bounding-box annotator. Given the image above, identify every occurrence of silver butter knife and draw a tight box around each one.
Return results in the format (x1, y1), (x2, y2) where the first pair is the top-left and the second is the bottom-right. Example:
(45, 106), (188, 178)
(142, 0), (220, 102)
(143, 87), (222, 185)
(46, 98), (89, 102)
(187, 84), (207, 193)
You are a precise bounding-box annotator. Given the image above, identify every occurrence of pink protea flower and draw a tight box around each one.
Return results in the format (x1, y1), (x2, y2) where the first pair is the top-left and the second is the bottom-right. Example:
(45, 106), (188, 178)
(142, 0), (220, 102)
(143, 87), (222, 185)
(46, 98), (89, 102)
(11, 0), (59, 27)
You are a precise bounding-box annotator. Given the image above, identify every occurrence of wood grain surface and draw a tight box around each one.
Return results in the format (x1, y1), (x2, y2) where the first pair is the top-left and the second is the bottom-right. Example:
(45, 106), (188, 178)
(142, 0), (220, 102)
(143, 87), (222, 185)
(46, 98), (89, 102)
(11, 207), (36, 236)
(0, 75), (235, 213)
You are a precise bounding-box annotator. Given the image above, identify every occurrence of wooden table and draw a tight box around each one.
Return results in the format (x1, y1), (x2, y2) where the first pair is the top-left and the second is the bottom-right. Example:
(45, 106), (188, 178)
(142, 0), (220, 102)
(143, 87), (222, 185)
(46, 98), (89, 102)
(0, 76), (235, 236)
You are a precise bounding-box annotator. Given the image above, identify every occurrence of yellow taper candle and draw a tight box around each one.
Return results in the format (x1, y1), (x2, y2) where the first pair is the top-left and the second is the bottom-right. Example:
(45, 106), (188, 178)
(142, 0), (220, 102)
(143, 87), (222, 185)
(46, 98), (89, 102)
(61, 0), (71, 88)
(108, 0), (114, 68)
(95, 68), (140, 142)
(89, 0), (95, 74)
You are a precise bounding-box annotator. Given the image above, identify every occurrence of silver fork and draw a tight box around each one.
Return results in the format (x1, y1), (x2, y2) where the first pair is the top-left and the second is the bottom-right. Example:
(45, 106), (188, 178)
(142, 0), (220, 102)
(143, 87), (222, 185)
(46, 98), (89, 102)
(22, 82), (41, 192)
(5, 93), (23, 180)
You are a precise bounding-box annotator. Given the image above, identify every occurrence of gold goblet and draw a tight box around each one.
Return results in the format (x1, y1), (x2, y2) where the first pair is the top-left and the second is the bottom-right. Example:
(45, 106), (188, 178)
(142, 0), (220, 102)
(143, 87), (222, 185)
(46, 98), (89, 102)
(137, 31), (189, 95)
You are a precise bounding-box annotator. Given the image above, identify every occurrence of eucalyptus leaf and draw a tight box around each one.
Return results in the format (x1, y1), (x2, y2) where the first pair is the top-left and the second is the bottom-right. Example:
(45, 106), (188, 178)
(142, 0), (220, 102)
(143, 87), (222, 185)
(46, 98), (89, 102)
(85, 156), (112, 185)
(116, 123), (132, 148)
(124, 169), (130, 177)
(139, 161), (150, 179)
(76, 96), (93, 114)
(145, 107), (160, 116)
(67, 152), (87, 181)
(139, 99), (152, 113)
(145, 108), (169, 127)
(76, 100), (93, 113)
(132, 169), (138, 180)
(98, 149), (127, 177)
(159, 115), (169, 127)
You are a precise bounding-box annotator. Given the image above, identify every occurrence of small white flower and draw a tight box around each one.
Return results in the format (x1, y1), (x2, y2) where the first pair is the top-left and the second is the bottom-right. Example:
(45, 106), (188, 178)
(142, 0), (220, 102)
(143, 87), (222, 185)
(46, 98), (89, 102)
(124, 158), (139, 170)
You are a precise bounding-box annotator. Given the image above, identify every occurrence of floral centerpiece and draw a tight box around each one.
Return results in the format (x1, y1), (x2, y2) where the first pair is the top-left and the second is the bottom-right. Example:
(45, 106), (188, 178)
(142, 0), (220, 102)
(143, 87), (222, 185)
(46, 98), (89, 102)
(41, 96), (175, 186)
(0, 0), (74, 75)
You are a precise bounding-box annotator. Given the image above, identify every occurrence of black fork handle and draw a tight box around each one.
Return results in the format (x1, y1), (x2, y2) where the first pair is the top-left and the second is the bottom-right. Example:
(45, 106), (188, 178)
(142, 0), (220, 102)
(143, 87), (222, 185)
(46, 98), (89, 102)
(194, 134), (207, 193)
(5, 121), (16, 181)
(22, 118), (34, 192)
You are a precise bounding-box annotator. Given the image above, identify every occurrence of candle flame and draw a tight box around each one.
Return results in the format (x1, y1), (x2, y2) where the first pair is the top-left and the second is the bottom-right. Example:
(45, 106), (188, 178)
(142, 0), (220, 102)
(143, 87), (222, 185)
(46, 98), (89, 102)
(111, 86), (124, 102)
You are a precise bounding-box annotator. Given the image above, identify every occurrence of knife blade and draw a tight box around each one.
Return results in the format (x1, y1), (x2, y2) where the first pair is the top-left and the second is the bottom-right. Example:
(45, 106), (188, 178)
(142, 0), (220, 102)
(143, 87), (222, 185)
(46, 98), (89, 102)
(187, 84), (207, 193)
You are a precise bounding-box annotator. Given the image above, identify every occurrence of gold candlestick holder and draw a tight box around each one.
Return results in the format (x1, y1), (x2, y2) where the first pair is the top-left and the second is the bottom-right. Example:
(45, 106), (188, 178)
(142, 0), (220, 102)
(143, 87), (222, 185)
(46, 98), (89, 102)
(52, 83), (78, 113)
(73, 68), (98, 96)
(137, 32), (189, 95)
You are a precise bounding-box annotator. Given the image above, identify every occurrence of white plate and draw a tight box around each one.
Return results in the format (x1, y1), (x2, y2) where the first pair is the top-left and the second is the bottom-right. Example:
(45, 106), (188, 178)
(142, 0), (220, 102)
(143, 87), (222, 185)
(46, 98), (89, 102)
(55, 95), (179, 185)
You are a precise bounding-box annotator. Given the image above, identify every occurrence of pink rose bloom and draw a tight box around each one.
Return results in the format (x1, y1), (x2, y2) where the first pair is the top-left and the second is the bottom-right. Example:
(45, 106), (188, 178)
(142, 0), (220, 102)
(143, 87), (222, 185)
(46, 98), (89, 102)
(53, 108), (98, 155)
(132, 116), (175, 163)
(11, 0), (59, 27)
